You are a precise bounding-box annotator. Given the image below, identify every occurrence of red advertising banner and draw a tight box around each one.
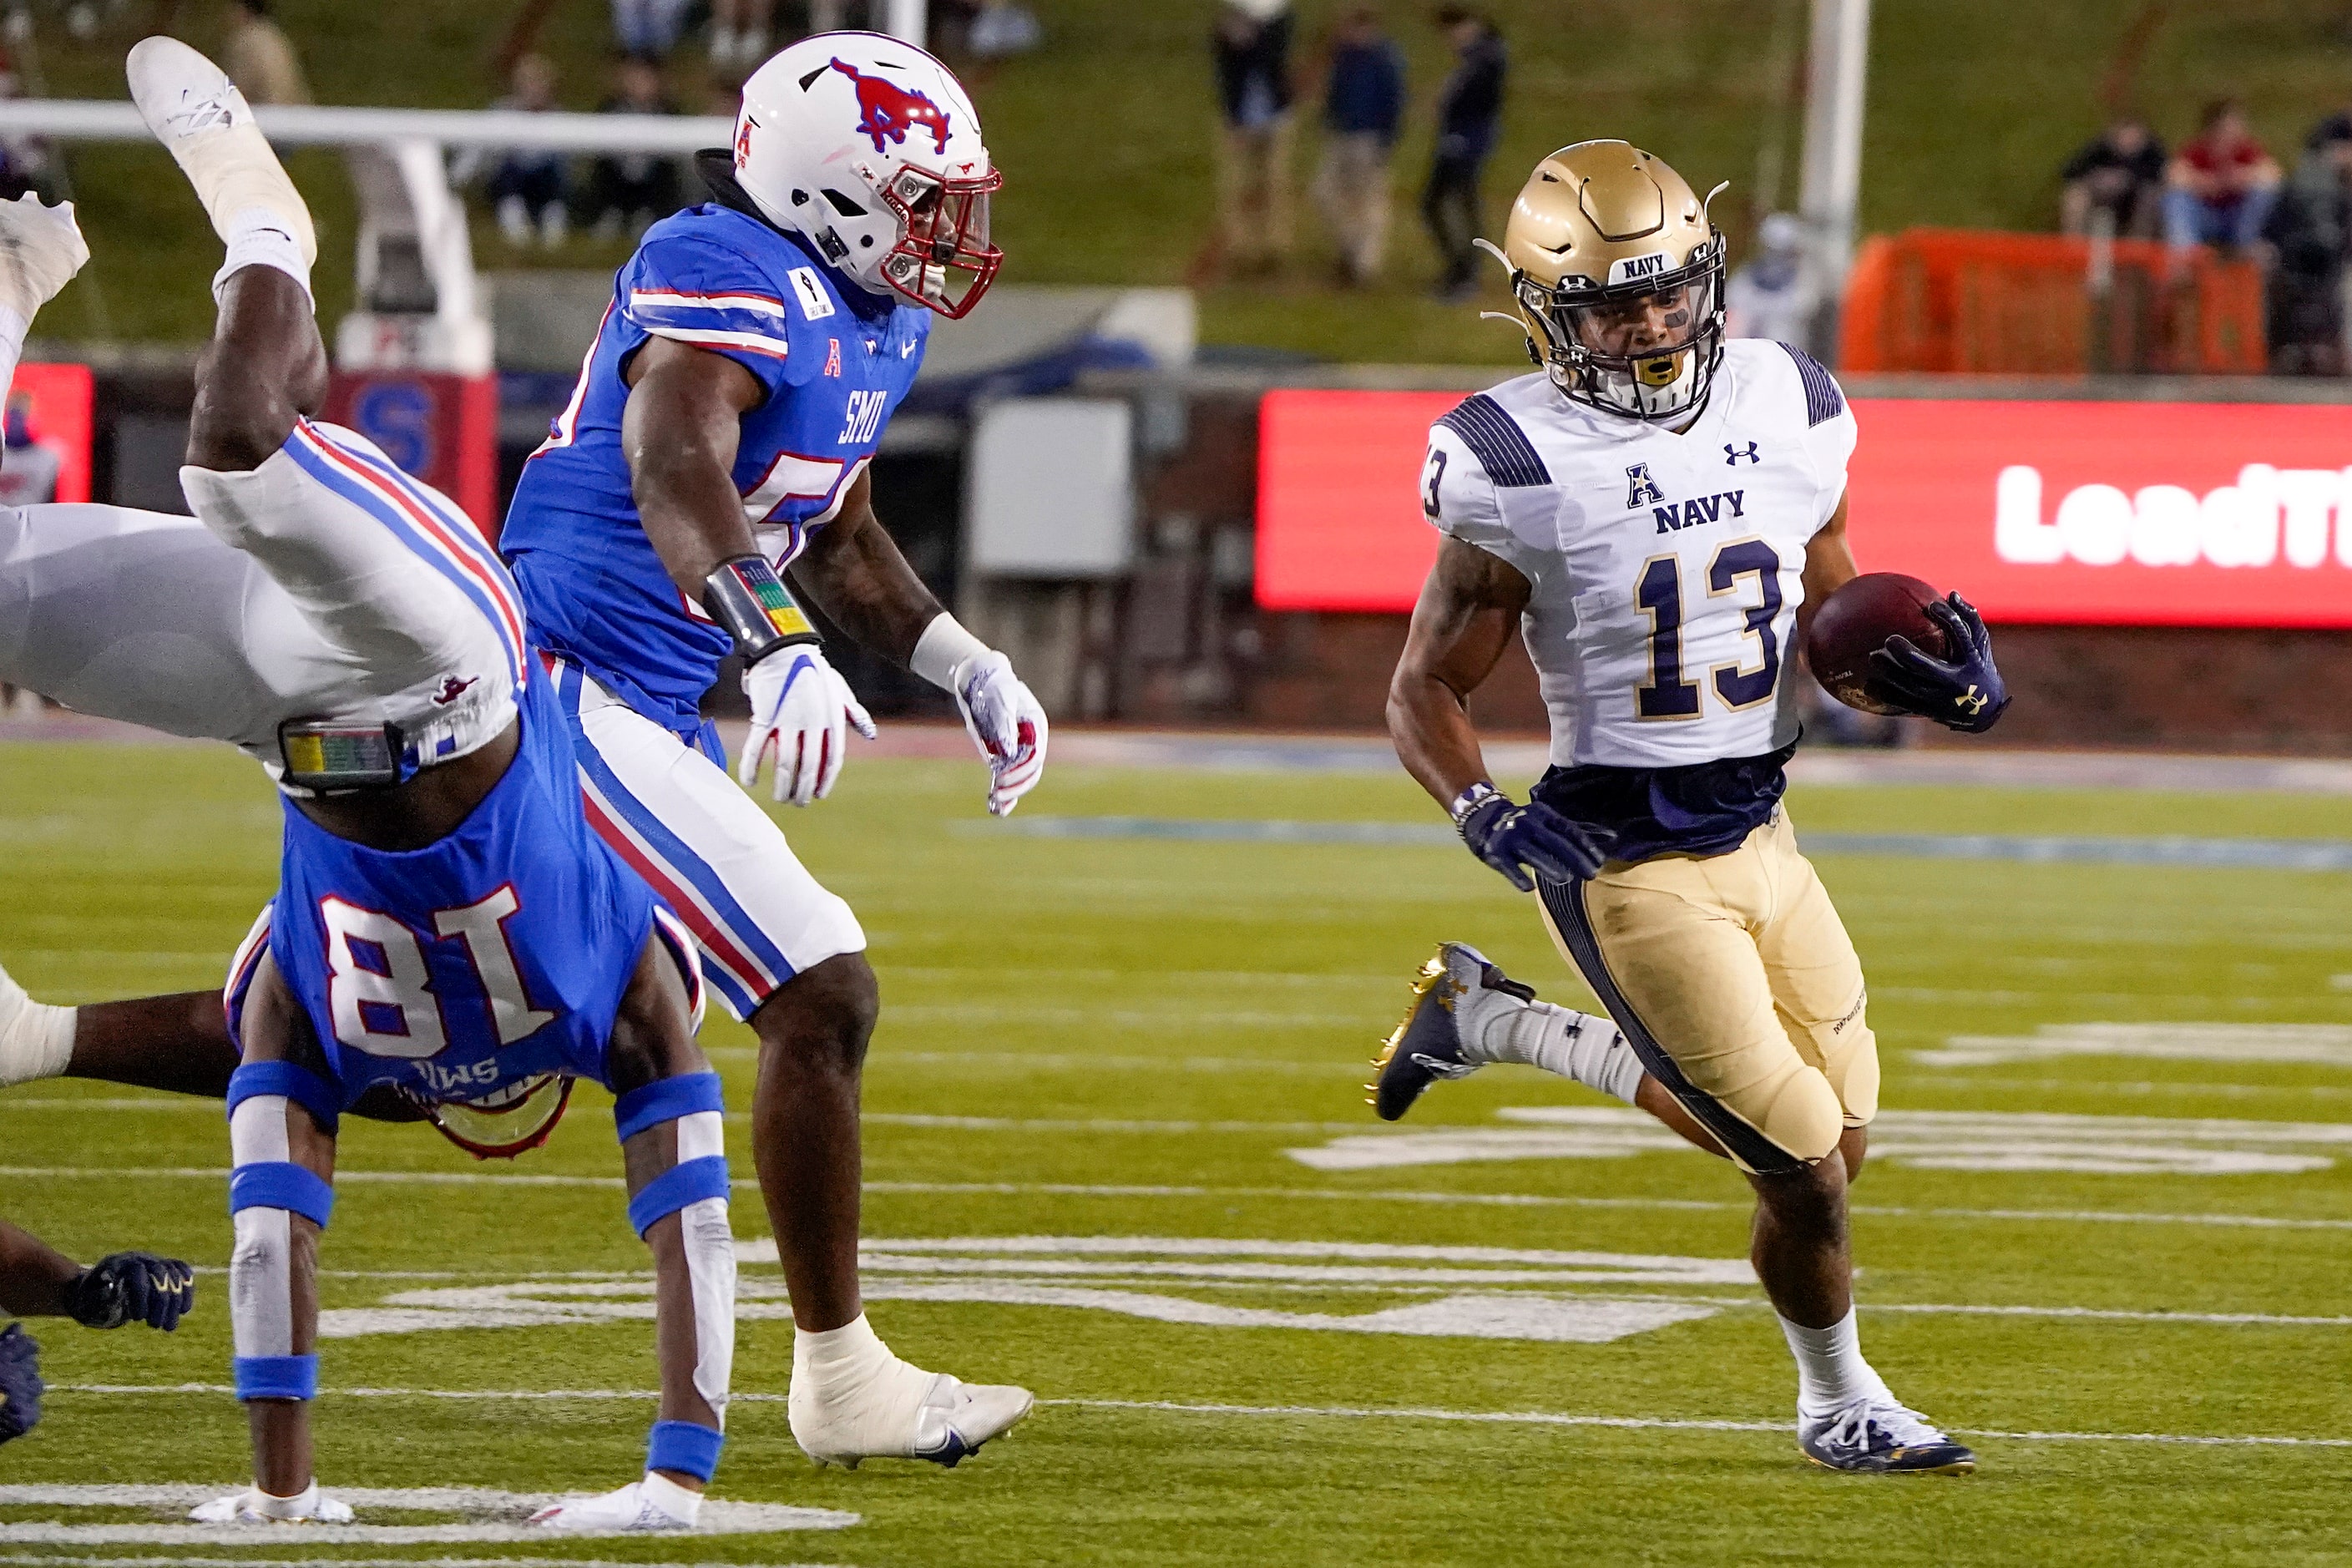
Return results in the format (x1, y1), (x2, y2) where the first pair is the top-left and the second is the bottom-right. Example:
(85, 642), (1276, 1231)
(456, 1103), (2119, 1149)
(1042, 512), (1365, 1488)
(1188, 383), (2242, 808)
(1255, 389), (2352, 628)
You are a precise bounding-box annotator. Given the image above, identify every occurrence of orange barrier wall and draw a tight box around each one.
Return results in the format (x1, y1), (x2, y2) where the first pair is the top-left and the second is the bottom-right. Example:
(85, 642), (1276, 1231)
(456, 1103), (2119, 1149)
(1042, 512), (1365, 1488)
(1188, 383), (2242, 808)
(1839, 228), (2265, 376)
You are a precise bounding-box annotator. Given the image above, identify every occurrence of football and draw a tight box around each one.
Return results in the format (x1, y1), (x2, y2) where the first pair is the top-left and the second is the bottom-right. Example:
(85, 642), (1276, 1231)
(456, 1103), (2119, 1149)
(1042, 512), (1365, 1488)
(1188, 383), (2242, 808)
(1804, 572), (1949, 716)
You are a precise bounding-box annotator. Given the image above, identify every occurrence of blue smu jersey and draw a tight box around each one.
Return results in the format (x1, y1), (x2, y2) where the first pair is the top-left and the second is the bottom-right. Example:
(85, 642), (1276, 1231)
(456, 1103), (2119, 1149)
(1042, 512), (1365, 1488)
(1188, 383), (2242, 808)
(503, 204), (930, 734)
(239, 672), (656, 1106)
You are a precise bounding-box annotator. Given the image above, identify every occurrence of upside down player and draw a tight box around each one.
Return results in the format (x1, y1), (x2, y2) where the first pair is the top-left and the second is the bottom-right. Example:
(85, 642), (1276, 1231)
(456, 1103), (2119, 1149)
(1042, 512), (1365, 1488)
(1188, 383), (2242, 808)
(1375, 143), (2008, 1474)
(0, 41), (739, 1526)
(498, 32), (1043, 1465)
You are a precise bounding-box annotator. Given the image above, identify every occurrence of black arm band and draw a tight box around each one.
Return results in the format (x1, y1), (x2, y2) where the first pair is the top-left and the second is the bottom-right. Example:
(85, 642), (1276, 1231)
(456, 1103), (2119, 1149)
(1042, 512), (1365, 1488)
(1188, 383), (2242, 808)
(702, 555), (820, 665)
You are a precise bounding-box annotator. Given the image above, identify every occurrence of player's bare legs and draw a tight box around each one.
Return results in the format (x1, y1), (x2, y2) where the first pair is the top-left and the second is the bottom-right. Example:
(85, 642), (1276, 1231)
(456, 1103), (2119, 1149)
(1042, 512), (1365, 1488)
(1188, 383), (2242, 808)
(748, 953), (876, 1333)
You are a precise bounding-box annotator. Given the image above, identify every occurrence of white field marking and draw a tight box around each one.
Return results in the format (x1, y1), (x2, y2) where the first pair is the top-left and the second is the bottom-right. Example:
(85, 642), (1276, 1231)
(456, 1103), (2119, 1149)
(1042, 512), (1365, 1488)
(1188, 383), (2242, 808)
(0, 1485), (852, 1545)
(1292, 1105), (2352, 1176)
(48, 1384), (2352, 1449)
(1, 1163), (2343, 1233)
(1039, 1398), (2352, 1449)
(1952, 1078), (2352, 1101)
(321, 1238), (1752, 1345)
(879, 1050), (1358, 1075)
(867, 1113), (1378, 1134)
(1918, 1021), (2352, 1070)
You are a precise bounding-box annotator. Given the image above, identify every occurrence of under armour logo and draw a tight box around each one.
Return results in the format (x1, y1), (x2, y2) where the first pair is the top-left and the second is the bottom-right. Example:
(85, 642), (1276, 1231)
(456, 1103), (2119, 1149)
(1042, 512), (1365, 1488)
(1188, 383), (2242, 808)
(1625, 463), (1664, 508)
(1955, 685), (1989, 715)
(1725, 441), (1761, 465)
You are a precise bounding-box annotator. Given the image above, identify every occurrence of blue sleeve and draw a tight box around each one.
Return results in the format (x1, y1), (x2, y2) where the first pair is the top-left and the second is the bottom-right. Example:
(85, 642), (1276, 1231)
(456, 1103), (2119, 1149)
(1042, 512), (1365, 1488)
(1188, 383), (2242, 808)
(617, 234), (823, 397)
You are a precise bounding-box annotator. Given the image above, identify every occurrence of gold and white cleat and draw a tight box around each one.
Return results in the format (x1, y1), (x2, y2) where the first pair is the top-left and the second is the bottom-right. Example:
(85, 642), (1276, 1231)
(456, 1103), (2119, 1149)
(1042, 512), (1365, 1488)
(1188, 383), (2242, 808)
(125, 36), (315, 263)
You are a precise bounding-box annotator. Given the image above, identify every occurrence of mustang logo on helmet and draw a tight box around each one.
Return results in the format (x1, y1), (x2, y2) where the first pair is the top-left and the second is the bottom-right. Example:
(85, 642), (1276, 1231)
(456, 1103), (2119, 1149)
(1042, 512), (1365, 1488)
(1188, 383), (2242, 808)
(829, 58), (952, 155)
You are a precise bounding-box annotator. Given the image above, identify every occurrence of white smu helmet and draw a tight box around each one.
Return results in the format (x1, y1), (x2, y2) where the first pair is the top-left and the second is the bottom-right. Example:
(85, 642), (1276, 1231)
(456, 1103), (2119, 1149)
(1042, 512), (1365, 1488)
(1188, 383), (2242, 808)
(730, 32), (1002, 318)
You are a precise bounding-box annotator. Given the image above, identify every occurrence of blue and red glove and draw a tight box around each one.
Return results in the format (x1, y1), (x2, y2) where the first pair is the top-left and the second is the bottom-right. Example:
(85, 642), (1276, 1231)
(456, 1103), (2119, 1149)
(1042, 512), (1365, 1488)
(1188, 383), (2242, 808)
(1454, 784), (1612, 891)
(1869, 593), (2009, 734)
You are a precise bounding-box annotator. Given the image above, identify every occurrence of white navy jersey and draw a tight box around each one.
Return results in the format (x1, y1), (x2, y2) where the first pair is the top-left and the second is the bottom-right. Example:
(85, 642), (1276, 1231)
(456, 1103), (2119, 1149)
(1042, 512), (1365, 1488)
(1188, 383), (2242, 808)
(1424, 339), (1855, 771)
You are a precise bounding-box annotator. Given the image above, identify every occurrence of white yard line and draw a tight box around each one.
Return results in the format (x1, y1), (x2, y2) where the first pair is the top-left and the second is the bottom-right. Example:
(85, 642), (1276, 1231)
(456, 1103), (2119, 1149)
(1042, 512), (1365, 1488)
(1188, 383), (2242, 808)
(47, 1384), (2350, 1449)
(6, 1166), (2349, 1232)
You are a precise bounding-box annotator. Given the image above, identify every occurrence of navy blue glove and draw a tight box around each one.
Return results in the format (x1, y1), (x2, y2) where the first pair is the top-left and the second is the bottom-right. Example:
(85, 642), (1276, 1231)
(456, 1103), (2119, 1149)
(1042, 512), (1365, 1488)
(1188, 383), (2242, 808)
(1456, 787), (1612, 892)
(67, 1252), (195, 1332)
(1869, 593), (2009, 734)
(0, 1323), (41, 1444)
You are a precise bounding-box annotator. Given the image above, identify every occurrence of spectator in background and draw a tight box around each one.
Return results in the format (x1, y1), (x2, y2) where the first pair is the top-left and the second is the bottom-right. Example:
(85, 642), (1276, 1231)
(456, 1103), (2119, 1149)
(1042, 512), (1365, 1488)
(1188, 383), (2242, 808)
(2165, 99), (2281, 254)
(453, 53), (570, 248)
(1208, 0), (1296, 278)
(2262, 125), (2352, 373)
(0, 394), (59, 508)
(612, 0), (693, 59)
(582, 53), (681, 240)
(1424, 5), (1505, 301)
(2060, 116), (2165, 238)
(0, 50), (57, 203)
(1725, 212), (1821, 349)
(709, 0), (776, 71)
(221, 0), (308, 106)
(1312, 7), (1404, 286)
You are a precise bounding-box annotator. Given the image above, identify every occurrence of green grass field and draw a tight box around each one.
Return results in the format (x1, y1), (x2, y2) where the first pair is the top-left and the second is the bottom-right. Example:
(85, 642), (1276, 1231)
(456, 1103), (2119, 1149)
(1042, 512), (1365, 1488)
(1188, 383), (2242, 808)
(3, 741), (2352, 1565)
(23, 0), (2352, 358)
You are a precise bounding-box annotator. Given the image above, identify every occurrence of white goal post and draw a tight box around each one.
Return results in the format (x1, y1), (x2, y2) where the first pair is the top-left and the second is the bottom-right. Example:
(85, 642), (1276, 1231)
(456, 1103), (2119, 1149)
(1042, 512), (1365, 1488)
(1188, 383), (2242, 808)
(0, 99), (739, 373)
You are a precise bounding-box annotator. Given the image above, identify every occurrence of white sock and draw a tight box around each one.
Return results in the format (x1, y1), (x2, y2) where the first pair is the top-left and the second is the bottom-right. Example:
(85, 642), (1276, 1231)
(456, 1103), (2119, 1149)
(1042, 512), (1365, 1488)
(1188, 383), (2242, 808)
(0, 966), (75, 1086)
(1778, 1308), (1893, 1420)
(211, 205), (312, 306)
(637, 1469), (701, 1525)
(793, 1312), (897, 1388)
(1464, 999), (1646, 1105)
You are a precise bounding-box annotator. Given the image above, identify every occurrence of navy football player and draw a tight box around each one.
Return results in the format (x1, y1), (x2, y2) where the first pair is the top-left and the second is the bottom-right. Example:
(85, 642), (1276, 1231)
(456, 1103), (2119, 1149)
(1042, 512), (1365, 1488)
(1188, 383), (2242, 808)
(1377, 142), (2006, 1474)
(0, 41), (741, 1525)
(498, 32), (1040, 1465)
(0, 1222), (195, 1448)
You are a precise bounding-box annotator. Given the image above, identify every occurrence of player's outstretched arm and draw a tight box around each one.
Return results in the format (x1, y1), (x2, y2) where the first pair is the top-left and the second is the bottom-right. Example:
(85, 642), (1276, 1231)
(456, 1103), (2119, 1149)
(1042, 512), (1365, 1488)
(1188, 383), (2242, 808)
(1390, 539), (1609, 889)
(792, 473), (1050, 815)
(0, 1217), (195, 1330)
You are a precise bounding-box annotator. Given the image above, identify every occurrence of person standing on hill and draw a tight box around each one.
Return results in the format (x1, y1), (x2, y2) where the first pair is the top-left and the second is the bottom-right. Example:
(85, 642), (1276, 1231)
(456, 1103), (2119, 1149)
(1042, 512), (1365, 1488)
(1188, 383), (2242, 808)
(1313, 7), (1406, 286)
(221, 0), (308, 107)
(1208, 0), (1297, 277)
(1423, 5), (1505, 301)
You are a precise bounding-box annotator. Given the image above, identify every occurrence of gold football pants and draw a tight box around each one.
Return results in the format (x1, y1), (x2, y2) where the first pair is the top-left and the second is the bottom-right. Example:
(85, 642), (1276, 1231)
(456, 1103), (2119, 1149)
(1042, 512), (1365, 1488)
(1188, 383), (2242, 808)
(1536, 808), (1878, 1175)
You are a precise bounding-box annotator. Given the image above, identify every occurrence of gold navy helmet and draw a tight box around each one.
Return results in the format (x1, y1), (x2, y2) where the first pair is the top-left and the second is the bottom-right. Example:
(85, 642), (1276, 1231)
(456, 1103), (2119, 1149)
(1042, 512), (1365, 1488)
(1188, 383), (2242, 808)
(1479, 140), (1729, 423)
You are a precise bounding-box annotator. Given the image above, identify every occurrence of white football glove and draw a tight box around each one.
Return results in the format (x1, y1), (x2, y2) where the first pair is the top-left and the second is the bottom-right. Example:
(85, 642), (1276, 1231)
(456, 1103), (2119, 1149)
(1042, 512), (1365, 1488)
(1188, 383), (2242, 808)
(949, 650), (1048, 817)
(739, 645), (875, 807)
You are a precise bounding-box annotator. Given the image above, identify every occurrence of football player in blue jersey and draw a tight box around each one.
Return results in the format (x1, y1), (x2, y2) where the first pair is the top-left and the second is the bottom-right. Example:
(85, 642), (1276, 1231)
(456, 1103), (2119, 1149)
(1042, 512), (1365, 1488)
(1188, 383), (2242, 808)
(0, 40), (742, 1527)
(499, 31), (1043, 1466)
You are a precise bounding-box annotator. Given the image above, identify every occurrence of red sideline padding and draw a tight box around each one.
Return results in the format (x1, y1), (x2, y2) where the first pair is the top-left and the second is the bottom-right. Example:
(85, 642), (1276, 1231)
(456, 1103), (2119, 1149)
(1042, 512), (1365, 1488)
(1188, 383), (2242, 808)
(1255, 388), (2352, 628)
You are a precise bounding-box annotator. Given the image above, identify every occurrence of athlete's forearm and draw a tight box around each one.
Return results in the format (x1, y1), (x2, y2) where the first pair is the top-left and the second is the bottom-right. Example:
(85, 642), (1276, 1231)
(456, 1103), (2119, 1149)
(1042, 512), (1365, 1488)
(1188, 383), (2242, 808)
(0, 1219), (78, 1317)
(622, 340), (764, 599)
(787, 497), (943, 666)
(1388, 672), (1494, 810)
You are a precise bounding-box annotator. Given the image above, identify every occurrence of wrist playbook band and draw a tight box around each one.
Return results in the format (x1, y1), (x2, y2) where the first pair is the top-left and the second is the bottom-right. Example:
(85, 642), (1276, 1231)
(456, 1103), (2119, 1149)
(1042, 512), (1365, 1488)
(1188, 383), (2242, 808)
(702, 555), (820, 666)
(1449, 780), (1505, 829)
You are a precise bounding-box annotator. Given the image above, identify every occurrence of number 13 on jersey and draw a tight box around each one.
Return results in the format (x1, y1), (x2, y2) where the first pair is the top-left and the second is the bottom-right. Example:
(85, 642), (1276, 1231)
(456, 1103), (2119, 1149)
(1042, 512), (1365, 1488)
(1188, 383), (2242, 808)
(1635, 537), (1784, 720)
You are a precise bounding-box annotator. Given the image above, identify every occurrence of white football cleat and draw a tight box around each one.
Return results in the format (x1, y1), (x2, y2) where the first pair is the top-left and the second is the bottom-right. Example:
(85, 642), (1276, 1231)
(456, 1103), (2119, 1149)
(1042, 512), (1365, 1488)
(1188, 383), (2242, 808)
(124, 35), (316, 263)
(188, 1483), (355, 1525)
(792, 1363), (1034, 1469)
(0, 955), (75, 1088)
(0, 193), (89, 324)
(528, 1474), (700, 1531)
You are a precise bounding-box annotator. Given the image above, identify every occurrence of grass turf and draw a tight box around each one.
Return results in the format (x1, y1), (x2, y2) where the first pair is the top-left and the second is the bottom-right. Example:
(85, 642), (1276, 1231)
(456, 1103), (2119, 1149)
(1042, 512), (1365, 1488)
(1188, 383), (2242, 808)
(2, 742), (2350, 1564)
(22, 0), (2352, 359)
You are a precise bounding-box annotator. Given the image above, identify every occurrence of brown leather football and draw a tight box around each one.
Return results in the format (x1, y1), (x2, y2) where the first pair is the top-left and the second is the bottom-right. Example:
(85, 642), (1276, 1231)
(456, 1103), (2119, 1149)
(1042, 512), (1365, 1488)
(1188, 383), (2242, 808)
(1805, 572), (1948, 716)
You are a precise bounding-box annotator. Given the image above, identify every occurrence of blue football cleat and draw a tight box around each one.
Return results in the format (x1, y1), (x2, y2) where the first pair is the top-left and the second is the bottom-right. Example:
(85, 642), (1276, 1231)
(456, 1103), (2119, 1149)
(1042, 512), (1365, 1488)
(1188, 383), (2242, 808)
(1368, 942), (1534, 1122)
(1798, 1398), (1977, 1474)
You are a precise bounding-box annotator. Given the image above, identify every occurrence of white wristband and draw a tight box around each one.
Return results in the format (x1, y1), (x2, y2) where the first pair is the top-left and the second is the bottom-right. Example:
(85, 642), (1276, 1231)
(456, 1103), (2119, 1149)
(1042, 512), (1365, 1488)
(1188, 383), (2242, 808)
(910, 612), (992, 691)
